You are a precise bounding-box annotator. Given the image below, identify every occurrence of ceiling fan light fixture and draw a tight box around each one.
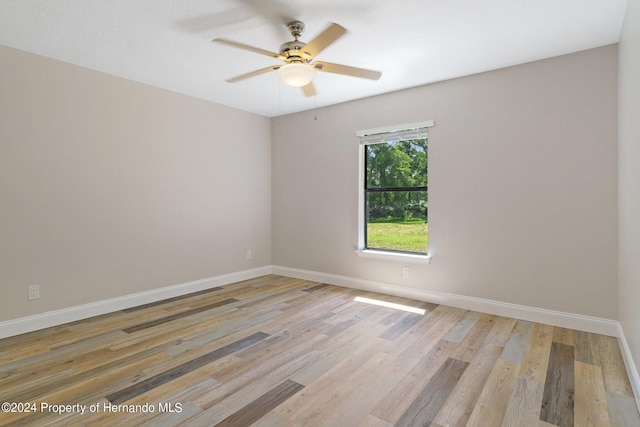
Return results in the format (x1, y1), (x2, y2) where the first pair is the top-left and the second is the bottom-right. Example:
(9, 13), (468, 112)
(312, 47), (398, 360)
(278, 62), (314, 87)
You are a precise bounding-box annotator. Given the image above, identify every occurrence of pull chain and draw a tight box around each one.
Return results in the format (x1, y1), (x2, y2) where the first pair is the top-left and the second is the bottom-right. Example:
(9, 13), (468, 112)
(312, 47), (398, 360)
(313, 89), (317, 120)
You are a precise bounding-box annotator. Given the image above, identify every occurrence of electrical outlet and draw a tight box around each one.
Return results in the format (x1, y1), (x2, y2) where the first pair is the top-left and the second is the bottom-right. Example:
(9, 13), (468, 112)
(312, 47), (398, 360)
(28, 285), (40, 300)
(402, 266), (410, 279)
(246, 250), (252, 260)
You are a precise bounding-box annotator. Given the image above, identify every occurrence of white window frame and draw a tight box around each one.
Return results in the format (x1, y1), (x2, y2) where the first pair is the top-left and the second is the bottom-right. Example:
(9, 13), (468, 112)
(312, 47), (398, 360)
(355, 120), (434, 263)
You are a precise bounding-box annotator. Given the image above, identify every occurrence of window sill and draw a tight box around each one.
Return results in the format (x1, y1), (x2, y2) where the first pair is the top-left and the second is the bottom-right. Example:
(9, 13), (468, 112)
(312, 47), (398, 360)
(355, 249), (432, 264)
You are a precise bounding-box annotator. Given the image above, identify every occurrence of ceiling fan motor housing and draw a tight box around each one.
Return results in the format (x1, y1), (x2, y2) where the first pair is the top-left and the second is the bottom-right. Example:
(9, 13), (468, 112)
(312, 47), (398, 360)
(280, 21), (312, 64)
(280, 40), (311, 63)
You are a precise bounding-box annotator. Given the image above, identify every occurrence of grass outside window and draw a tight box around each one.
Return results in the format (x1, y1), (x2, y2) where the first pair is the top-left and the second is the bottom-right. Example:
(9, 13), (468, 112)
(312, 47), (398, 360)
(366, 219), (428, 253)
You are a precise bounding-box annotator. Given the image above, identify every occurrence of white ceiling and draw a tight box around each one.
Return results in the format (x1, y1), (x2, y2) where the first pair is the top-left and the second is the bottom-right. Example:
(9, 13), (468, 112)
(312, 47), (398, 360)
(0, 0), (628, 117)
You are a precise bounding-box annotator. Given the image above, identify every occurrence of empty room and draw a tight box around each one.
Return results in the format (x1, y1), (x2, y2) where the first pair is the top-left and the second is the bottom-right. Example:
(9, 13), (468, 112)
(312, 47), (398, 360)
(1, 0), (639, 426)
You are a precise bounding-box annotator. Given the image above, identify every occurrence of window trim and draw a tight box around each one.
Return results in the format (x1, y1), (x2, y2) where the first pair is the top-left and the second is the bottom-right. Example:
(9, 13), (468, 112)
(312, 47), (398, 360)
(355, 248), (432, 263)
(356, 120), (434, 262)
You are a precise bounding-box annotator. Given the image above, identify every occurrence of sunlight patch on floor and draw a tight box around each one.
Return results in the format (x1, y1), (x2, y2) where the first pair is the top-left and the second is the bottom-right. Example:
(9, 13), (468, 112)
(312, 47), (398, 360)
(354, 296), (425, 315)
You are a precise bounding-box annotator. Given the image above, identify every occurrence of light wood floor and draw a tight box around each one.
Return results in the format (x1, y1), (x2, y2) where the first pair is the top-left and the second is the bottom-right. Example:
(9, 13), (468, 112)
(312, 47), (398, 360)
(0, 275), (638, 426)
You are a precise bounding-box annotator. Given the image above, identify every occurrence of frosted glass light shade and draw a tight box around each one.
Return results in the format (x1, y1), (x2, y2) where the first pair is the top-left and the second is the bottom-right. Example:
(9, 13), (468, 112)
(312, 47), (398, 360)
(278, 63), (314, 87)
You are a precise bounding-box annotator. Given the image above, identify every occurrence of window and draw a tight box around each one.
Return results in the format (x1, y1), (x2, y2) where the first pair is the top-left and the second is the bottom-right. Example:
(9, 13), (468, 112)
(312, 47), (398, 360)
(356, 121), (433, 258)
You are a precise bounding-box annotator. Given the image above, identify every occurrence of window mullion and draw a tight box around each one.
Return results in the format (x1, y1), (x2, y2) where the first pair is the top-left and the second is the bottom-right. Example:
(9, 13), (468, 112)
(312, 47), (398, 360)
(365, 187), (428, 193)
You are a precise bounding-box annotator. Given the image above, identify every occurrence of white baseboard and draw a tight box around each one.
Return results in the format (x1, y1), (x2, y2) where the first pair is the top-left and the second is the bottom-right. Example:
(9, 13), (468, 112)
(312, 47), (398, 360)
(271, 265), (620, 337)
(0, 266), (271, 339)
(0, 264), (622, 340)
(617, 323), (640, 410)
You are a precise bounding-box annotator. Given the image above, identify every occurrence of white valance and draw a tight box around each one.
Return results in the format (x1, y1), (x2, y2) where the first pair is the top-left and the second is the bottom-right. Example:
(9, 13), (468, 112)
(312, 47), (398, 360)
(356, 120), (434, 144)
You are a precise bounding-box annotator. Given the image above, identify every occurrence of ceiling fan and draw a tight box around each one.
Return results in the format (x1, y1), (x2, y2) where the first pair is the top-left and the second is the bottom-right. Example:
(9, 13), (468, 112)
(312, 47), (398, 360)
(212, 21), (382, 97)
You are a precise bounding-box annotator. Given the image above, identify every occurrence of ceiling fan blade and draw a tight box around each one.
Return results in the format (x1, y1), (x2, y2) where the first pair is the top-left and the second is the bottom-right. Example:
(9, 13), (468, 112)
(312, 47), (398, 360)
(302, 81), (316, 97)
(302, 23), (346, 57)
(313, 61), (381, 80)
(213, 38), (285, 60)
(226, 65), (281, 83)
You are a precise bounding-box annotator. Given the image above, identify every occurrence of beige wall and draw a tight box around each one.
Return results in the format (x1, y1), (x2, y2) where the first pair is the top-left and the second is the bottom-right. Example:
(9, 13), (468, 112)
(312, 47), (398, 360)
(0, 45), (271, 321)
(272, 45), (618, 319)
(0, 42), (622, 326)
(619, 0), (640, 386)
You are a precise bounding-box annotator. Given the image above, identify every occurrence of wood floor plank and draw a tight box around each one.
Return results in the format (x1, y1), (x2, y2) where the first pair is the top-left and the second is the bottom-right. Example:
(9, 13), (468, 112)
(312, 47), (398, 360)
(450, 313), (497, 363)
(107, 378), (219, 426)
(122, 298), (239, 333)
(6, 343), (172, 403)
(287, 319), (390, 387)
(249, 411), (296, 427)
(501, 377), (545, 427)
(596, 334), (635, 396)
(355, 414), (394, 427)
(371, 340), (459, 423)
(186, 349), (319, 425)
(379, 312), (424, 341)
(121, 287), (225, 313)
(114, 360), (227, 424)
(0, 330), (126, 377)
(302, 346), (433, 427)
(214, 379), (304, 427)
(156, 376), (219, 408)
(552, 327), (576, 346)
(606, 391), (640, 427)
(303, 283), (331, 292)
(540, 342), (575, 427)
(466, 358), (520, 426)
(293, 352), (402, 426)
(434, 316), (517, 427)
(395, 357), (469, 426)
(1, 351), (172, 426)
(519, 323), (554, 383)
(443, 310), (482, 343)
(270, 338), (390, 425)
(206, 323), (331, 388)
(575, 330), (601, 366)
(0, 275), (636, 427)
(390, 305), (467, 358)
(106, 331), (269, 404)
(258, 290), (351, 335)
(324, 305), (380, 337)
(501, 320), (535, 363)
(142, 402), (202, 427)
(574, 360), (611, 427)
(170, 309), (283, 358)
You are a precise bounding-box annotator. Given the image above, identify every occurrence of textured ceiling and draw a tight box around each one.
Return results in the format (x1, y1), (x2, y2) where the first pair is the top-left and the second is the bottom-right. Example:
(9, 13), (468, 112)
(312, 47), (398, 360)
(0, 0), (628, 117)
